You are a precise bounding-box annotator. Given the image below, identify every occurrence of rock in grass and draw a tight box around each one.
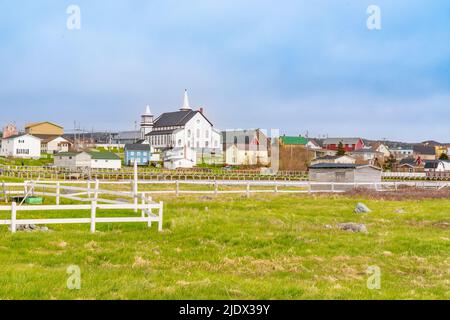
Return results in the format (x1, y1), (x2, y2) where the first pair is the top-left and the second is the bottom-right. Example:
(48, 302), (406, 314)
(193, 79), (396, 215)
(338, 223), (368, 234)
(355, 203), (372, 213)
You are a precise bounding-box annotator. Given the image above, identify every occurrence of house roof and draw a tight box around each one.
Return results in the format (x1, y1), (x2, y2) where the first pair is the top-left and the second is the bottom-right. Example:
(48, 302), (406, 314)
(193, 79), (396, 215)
(124, 144), (151, 151)
(309, 163), (357, 169)
(153, 110), (211, 127)
(146, 129), (177, 136)
(309, 163), (381, 170)
(280, 136), (308, 145)
(424, 160), (441, 169)
(323, 138), (362, 145)
(399, 157), (418, 166)
(25, 122), (63, 129)
(32, 134), (70, 144)
(2, 133), (40, 140)
(55, 152), (83, 157)
(88, 151), (120, 160)
(413, 145), (436, 155)
(315, 155), (353, 161)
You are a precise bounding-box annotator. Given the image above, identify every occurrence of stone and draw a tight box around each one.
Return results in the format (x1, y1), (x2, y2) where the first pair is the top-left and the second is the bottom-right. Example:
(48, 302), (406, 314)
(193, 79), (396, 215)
(355, 203), (372, 213)
(338, 223), (368, 234)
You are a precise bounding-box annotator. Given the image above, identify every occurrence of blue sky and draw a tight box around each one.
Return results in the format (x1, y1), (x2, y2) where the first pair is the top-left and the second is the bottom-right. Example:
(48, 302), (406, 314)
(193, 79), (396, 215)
(0, 0), (449, 141)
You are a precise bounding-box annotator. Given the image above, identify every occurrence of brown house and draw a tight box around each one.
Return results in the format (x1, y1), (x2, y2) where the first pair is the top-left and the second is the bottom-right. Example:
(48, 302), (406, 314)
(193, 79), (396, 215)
(25, 122), (64, 136)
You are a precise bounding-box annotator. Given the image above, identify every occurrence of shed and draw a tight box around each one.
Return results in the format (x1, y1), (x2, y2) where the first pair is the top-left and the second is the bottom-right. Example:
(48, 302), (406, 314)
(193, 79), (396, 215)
(309, 163), (382, 184)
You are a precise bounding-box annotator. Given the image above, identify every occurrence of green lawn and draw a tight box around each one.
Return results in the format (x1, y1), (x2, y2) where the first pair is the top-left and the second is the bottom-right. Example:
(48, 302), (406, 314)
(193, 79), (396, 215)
(0, 193), (448, 300)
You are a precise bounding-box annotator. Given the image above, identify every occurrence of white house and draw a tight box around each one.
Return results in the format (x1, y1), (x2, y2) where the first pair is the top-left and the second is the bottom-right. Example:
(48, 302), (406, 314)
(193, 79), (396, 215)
(0, 134), (41, 159)
(163, 147), (197, 170)
(424, 160), (450, 172)
(222, 129), (269, 166)
(54, 151), (121, 170)
(142, 90), (222, 169)
(54, 152), (91, 170)
(36, 135), (71, 154)
(89, 152), (122, 170)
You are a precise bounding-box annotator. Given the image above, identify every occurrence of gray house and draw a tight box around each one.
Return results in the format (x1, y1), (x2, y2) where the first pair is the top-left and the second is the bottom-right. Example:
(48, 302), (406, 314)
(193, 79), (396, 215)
(309, 163), (382, 184)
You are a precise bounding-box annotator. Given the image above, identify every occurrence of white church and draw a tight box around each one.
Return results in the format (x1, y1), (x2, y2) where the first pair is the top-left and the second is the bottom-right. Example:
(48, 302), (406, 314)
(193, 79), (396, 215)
(140, 90), (222, 169)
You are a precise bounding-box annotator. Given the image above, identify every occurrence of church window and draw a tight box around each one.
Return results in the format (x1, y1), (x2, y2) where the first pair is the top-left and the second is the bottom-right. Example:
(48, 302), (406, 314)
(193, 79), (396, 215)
(187, 130), (191, 138)
(205, 141), (209, 148)
(178, 139), (182, 146)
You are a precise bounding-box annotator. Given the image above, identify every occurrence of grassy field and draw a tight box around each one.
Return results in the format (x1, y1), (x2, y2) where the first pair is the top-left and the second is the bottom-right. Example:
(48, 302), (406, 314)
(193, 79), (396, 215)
(0, 193), (448, 300)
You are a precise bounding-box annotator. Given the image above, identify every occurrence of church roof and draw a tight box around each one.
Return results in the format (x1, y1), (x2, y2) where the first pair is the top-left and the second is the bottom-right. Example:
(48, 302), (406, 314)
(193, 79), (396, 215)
(153, 110), (213, 128)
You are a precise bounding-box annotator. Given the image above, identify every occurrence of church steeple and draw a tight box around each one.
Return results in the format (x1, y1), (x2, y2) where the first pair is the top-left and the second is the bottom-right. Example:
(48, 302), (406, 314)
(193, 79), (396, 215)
(180, 89), (191, 111)
(140, 105), (154, 140)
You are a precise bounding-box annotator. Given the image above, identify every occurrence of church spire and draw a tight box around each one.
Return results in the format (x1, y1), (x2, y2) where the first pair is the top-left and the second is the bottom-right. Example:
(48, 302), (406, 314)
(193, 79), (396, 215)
(180, 89), (191, 111)
(144, 105), (152, 115)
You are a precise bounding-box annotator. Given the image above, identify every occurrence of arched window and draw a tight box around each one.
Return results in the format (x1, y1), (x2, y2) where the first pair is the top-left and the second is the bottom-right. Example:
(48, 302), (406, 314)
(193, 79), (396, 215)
(178, 139), (182, 146)
(187, 130), (191, 138)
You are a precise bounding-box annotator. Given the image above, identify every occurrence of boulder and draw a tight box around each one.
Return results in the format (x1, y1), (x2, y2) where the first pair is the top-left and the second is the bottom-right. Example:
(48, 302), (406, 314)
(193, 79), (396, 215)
(355, 203), (372, 213)
(338, 223), (368, 234)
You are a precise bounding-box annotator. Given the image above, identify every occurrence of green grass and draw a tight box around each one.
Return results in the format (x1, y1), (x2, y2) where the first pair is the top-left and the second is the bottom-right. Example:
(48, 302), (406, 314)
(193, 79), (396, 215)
(0, 193), (448, 300)
(0, 156), (53, 167)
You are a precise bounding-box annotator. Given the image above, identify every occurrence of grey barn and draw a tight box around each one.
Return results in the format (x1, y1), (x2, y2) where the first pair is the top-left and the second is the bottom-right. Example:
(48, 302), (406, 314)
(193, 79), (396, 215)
(309, 163), (382, 183)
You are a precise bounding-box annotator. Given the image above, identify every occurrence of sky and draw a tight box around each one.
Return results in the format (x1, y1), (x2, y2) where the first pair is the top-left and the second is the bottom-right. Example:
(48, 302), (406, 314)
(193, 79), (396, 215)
(0, 0), (449, 142)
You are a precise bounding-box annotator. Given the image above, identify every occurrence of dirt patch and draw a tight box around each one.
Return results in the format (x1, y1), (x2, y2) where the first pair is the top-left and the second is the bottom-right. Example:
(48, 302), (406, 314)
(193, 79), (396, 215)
(343, 187), (450, 201)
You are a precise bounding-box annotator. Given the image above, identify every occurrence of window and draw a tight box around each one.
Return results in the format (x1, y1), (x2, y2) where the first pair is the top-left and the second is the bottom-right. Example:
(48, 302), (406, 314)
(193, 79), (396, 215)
(196, 129), (200, 138)
(335, 172), (346, 182)
(205, 130), (209, 139)
(178, 139), (182, 146)
(187, 130), (191, 138)
(205, 141), (209, 148)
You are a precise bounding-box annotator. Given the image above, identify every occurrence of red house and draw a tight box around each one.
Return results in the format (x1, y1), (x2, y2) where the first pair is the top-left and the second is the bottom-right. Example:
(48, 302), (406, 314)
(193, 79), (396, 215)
(323, 138), (365, 152)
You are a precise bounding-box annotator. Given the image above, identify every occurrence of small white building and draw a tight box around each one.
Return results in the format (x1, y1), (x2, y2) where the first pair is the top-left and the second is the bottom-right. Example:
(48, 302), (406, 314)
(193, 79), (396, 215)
(163, 147), (197, 170)
(0, 134), (41, 159)
(36, 135), (71, 154)
(54, 152), (91, 170)
(54, 151), (121, 170)
(424, 160), (450, 172)
(222, 129), (269, 166)
(90, 152), (122, 170)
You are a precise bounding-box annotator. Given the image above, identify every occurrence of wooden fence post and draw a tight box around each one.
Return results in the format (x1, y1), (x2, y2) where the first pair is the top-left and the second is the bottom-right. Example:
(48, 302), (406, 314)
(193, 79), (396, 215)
(56, 182), (60, 205)
(214, 180), (218, 196)
(176, 180), (180, 197)
(246, 182), (250, 198)
(2, 182), (8, 204)
(11, 202), (17, 233)
(158, 201), (164, 232)
(87, 181), (91, 198)
(141, 193), (146, 218)
(90, 199), (97, 233)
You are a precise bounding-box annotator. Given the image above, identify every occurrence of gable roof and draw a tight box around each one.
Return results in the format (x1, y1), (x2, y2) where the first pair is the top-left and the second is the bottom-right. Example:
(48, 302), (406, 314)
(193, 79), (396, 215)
(32, 134), (70, 144)
(125, 144), (151, 151)
(280, 136), (308, 145)
(413, 145), (436, 155)
(323, 138), (362, 145)
(25, 122), (63, 129)
(88, 151), (120, 160)
(2, 133), (41, 141)
(154, 110), (212, 127)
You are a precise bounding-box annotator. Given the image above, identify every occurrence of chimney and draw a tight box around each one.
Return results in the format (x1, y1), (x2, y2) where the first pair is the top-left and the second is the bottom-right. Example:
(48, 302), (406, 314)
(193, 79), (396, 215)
(199, 107), (204, 114)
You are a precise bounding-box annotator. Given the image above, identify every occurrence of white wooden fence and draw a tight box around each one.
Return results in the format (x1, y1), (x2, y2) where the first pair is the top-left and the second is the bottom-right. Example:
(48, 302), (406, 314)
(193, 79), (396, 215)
(0, 170), (164, 234)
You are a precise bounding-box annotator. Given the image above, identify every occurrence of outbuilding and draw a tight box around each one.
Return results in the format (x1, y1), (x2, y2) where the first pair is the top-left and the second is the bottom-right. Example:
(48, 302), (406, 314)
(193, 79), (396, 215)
(309, 163), (382, 183)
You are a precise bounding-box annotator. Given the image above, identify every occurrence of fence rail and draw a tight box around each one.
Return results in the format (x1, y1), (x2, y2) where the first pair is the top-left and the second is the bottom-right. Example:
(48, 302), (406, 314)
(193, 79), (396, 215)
(0, 176), (164, 233)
